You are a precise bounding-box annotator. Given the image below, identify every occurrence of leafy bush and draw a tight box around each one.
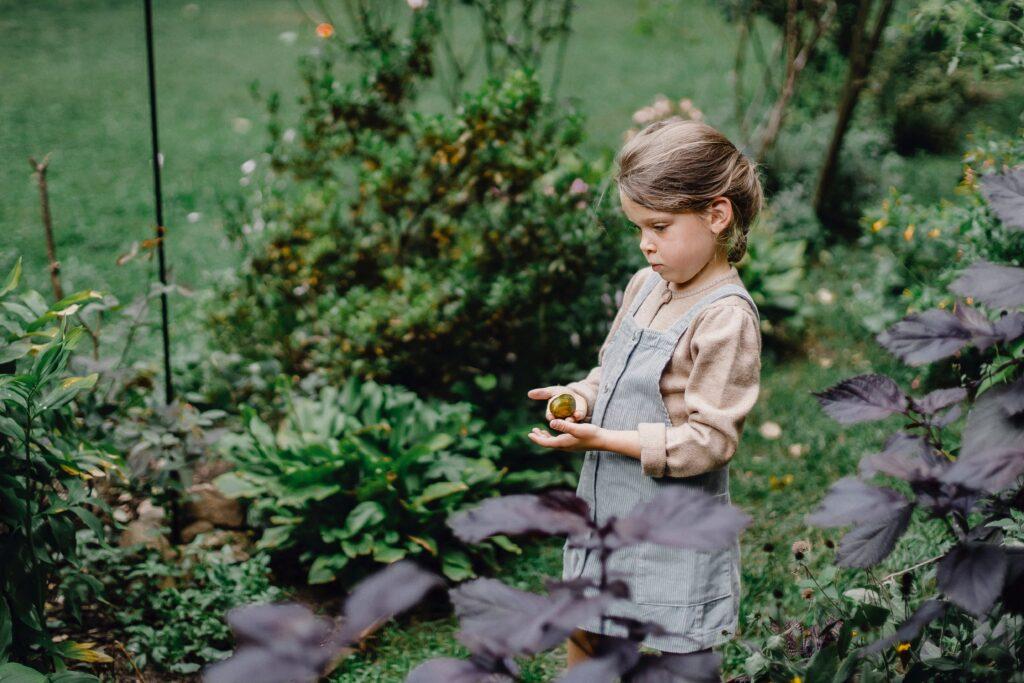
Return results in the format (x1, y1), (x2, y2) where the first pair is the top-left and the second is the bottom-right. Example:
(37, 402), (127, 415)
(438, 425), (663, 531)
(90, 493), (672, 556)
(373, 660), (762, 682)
(205, 484), (751, 683)
(67, 532), (283, 675)
(740, 166), (1024, 680)
(854, 128), (1024, 333)
(0, 258), (120, 675)
(209, 2), (637, 408)
(215, 377), (570, 585)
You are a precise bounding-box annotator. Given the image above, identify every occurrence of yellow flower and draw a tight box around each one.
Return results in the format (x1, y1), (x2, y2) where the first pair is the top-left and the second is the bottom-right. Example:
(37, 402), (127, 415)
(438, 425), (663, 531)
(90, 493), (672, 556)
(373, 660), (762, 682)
(791, 677), (803, 683)
(896, 642), (911, 652)
(903, 224), (916, 241)
(927, 228), (941, 238)
(966, 296), (974, 305)
(902, 288), (912, 298)
(938, 300), (948, 309)
(851, 630), (859, 637)
(871, 218), (886, 232)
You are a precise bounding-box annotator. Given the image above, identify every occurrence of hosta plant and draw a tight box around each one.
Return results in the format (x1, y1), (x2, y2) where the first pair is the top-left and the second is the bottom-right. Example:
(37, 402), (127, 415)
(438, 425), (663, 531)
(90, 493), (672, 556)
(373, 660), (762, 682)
(214, 377), (565, 584)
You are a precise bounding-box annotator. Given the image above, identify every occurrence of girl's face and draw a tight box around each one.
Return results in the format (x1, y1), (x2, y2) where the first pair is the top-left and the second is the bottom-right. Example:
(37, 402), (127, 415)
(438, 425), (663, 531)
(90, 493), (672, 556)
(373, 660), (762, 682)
(618, 190), (731, 285)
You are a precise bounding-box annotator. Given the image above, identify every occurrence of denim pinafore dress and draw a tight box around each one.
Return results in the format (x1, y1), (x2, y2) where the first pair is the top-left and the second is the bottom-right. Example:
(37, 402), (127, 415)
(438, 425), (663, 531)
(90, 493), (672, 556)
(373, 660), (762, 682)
(562, 271), (759, 653)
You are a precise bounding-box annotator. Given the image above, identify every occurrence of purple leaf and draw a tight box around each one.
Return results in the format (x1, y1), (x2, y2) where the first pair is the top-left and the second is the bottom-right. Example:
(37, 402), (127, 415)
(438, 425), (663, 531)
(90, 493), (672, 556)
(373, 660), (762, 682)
(557, 637), (640, 683)
(448, 491), (592, 544)
(932, 404), (963, 428)
(1003, 377), (1024, 417)
(876, 311), (971, 366)
(628, 650), (723, 683)
(861, 599), (945, 656)
(203, 646), (323, 683)
(937, 543), (1008, 616)
(451, 578), (611, 657)
(806, 477), (912, 528)
(836, 503), (913, 568)
(859, 433), (938, 482)
(942, 447), (1024, 492)
(979, 168), (1024, 231)
(954, 304), (1000, 351)
(950, 260), (1024, 309)
(610, 487), (751, 551)
(813, 375), (908, 424)
(225, 603), (333, 650)
(962, 382), (1024, 455)
(994, 312), (1024, 345)
(337, 561), (443, 644)
(912, 387), (967, 416)
(405, 658), (509, 683)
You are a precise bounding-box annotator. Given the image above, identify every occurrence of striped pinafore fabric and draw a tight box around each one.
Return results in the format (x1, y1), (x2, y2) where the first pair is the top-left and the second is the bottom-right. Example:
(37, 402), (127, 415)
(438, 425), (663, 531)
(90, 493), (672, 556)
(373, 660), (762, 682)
(562, 272), (759, 653)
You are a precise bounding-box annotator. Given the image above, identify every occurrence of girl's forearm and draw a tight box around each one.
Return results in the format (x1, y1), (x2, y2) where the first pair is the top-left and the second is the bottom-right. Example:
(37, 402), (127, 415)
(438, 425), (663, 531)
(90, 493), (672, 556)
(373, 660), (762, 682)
(597, 428), (641, 460)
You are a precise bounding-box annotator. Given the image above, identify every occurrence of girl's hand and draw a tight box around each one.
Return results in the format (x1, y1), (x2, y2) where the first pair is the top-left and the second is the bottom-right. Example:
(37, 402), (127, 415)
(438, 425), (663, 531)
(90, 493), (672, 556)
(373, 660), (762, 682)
(526, 386), (588, 423)
(528, 419), (605, 452)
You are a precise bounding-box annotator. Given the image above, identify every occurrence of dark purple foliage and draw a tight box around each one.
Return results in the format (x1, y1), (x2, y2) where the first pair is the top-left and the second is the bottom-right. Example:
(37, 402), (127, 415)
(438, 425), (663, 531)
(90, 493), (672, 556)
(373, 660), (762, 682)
(628, 650), (723, 683)
(812, 374), (908, 423)
(1001, 549), (1024, 615)
(859, 433), (941, 483)
(912, 387), (967, 415)
(405, 658), (510, 683)
(204, 562), (441, 683)
(204, 604), (335, 683)
(1003, 377), (1024, 417)
(876, 311), (971, 366)
(557, 637), (640, 683)
(806, 477), (912, 527)
(950, 261), (1024, 310)
(861, 600), (946, 656)
(610, 487), (751, 551)
(336, 560), (444, 644)
(835, 504), (914, 568)
(962, 382), (1024, 455)
(451, 578), (612, 658)
(942, 447), (1024, 492)
(979, 168), (1024, 231)
(937, 543), (1008, 616)
(448, 491), (592, 544)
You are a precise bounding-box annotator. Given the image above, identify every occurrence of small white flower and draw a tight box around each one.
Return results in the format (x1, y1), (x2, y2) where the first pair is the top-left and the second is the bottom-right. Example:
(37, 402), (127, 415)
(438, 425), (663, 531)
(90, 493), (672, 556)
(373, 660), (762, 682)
(278, 31), (297, 44)
(759, 421), (782, 440)
(652, 95), (672, 118)
(157, 152), (165, 168)
(187, 211), (201, 223)
(816, 287), (835, 305)
(241, 159), (257, 175)
(788, 443), (805, 457)
(232, 117), (252, 134)
(239, 177), (250, 187)
(570, 332), (581, 348)
(283, 128), (297, 143)
(407, 0), (428, 8)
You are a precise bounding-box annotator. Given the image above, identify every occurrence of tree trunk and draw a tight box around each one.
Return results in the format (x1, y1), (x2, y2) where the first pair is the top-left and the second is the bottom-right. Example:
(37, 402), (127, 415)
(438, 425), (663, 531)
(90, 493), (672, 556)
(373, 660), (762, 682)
(812, 0), (895, 227)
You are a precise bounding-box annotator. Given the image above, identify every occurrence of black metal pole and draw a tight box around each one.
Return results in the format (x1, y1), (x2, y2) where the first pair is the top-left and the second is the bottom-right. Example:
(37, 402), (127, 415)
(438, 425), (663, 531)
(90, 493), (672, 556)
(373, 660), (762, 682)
(143, 0), (174, 405)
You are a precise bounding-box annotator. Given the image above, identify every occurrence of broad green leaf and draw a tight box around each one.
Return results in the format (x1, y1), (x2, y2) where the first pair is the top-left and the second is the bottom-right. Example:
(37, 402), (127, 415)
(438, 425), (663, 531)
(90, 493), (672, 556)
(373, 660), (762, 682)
(0, 417), (25, 442)
(0, 341), (31, 364)
(338, 502), (385, 539)
(308, 554), (347, 585)
(69, 507), (104, 539)
(256, 524), (294, 550)
(0, 663), (47, 683)
(38, 374), (98, 411)
(50, 640), (112, 664)
(411, 481), (468, 507)
(441, 551), (475, 582)
(213, 471), (261, 499)
(0, 259), (22, 298)
(473, 374), (497, 391)
(373, 545), (407, 563)
(47, 672), (101, 683)
(490, 535), (522, 555)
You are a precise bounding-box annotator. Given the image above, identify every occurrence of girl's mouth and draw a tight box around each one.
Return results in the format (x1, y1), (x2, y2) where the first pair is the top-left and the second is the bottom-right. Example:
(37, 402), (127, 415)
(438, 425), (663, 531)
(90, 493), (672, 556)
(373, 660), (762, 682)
(652, 264), (664, 271)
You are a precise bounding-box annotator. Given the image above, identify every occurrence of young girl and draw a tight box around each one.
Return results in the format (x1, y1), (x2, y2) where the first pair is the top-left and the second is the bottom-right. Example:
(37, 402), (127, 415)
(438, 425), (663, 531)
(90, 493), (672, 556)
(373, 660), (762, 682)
(527, 118), (763, 664)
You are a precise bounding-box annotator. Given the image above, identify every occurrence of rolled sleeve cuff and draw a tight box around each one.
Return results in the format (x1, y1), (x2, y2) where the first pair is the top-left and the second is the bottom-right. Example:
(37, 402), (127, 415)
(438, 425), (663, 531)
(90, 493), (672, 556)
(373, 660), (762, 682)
(638, 422), (667, 478)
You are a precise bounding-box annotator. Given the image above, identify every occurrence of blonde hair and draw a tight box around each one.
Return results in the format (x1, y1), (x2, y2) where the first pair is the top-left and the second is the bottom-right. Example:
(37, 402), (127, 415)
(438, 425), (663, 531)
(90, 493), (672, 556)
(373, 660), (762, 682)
(615, 118), (764, 262)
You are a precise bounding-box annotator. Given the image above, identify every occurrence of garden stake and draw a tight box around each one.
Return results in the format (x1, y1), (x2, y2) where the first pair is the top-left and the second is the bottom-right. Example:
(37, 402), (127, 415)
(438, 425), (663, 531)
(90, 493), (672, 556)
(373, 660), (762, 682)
(142, 0), (174, 406)
(28, 155), (63, 301)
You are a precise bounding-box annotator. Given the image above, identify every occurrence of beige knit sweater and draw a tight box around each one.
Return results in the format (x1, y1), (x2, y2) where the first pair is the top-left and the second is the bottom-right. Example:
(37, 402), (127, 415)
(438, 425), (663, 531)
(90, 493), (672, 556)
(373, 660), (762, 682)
(565, 265), (761, 479)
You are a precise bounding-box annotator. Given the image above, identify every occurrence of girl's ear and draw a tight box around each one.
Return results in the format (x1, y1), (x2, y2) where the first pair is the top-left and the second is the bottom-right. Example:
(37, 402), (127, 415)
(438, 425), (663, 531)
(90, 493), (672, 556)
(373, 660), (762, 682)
(704, 196), (733, 236)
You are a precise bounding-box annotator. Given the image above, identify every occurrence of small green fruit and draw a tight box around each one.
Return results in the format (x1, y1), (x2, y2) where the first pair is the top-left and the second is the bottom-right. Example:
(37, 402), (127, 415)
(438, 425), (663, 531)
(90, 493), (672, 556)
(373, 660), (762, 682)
(549, 393), (576, 419)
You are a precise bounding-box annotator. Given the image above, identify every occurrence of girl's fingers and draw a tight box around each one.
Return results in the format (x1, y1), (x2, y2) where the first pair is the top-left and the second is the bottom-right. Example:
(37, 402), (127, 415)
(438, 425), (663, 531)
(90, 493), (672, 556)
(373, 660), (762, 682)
(527, 387), (555, 399)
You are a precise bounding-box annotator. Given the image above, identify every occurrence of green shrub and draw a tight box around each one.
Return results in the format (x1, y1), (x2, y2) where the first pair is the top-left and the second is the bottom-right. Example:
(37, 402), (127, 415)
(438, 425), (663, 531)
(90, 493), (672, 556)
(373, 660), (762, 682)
(67, 533), (283, 675)
(0, 258), (120, 676)
(215, 377), (570, 585)
(209, 9), (637, 408)
(853, 127), (1024, 333)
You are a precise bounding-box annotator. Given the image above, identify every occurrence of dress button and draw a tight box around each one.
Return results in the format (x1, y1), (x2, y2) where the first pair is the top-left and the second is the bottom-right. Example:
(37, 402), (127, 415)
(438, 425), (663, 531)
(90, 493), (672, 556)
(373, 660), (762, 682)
(661, 289), (672, 304)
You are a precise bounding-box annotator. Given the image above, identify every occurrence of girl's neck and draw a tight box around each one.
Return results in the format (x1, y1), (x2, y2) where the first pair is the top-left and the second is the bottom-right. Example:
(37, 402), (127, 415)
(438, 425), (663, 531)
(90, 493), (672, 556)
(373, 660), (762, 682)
(667, 252), (734, 295)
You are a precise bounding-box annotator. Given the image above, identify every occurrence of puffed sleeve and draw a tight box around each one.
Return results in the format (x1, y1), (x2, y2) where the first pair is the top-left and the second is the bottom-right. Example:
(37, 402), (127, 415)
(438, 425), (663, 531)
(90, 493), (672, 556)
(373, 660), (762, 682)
(565, 267), (651, 421)
(638, 302), (761, 478)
